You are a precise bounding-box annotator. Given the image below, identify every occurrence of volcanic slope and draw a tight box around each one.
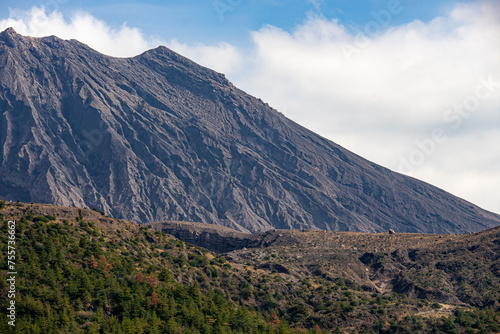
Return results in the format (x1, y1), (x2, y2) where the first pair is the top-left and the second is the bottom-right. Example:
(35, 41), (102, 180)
(0, 28), (499, 233)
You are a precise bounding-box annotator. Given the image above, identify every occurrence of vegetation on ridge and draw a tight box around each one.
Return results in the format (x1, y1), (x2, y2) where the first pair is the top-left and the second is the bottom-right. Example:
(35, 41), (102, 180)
(0, 201), (499, 333)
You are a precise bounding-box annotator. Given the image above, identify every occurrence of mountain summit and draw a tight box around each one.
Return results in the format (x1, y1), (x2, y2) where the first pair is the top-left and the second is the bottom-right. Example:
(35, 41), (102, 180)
(0, 28), (499, 233)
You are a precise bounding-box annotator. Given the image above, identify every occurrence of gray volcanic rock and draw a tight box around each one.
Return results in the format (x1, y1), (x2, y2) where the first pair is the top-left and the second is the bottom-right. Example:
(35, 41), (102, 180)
(146, 221), (303, 253)
(0, 28), (499, 233)
(147, 221), (257, 253)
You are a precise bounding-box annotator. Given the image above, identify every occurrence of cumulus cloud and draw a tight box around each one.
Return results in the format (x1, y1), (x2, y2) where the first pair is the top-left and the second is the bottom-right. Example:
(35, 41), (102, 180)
(167, 40), (243, 75)
(0, 7), (242, 74)
(234, 1), (500, 214)
(0, 7), (156, 57)
(0, 3), (498, 214)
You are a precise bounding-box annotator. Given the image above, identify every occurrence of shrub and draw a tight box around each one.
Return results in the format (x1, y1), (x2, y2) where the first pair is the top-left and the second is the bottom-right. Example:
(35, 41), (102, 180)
(33, 216), (50, 223)
(431, 302), (443, 310)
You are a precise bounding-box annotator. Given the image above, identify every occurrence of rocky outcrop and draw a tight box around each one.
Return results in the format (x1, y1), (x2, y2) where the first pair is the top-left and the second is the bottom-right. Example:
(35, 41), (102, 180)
(146, 221), (303, 253)
(1, 28), (500, 233)
(147, 221), (257, 253)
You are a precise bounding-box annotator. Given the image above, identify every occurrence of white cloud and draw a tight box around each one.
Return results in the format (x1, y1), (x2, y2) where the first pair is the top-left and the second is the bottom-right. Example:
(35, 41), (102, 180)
(233, 1), (500, 214)
(0, 3), (499, 214)
(307, 0), (324, 11)
(0, 7), (242, 74)
(0, 7), (156, 57)
(167, 40), (243, 75)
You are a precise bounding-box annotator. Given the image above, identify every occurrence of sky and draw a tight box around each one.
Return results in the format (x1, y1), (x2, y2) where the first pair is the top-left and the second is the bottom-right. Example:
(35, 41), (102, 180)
(0, 0), (499, 215)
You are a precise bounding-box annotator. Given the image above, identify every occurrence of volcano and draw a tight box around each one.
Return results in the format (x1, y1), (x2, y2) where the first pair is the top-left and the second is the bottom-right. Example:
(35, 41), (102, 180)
(1, 28), (499, 233)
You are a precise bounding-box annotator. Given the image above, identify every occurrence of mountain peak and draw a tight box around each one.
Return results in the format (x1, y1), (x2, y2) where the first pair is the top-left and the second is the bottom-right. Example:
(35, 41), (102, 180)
(1, 27), (16, 35)
(0, 27), (21, 46)
(136, 44), (231, 87)
(137, 44), (187, 64)
(0, 31), (499, 233)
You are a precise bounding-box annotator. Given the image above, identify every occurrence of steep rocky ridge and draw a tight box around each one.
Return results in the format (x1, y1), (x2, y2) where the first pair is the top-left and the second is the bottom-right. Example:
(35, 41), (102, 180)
(147, 221), (256, 253)
(1, 27), (499, 233)
(146, 220), (303, 253)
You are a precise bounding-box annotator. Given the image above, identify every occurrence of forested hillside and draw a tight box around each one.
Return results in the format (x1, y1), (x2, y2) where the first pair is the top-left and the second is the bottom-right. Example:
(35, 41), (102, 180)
(1, 201), (499, 333)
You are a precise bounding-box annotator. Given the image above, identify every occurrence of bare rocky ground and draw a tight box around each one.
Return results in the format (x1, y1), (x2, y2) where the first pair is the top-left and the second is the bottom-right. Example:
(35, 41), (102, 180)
(148, 219), (500, 309)
(1, 28), (500, 234)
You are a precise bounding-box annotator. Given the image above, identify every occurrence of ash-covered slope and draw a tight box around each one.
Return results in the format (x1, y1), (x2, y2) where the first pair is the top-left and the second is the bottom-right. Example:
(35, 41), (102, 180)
(0, 28), (499, 233)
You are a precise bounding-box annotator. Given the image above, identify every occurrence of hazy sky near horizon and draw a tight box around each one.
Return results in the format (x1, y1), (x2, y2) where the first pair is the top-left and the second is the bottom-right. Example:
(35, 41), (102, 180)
(1, 0), (499, 215)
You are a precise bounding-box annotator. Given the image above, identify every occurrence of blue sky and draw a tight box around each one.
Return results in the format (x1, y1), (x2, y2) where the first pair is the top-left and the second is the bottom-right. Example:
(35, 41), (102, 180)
(0, 0), (478, 46)
(0, 0), (499, 215)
